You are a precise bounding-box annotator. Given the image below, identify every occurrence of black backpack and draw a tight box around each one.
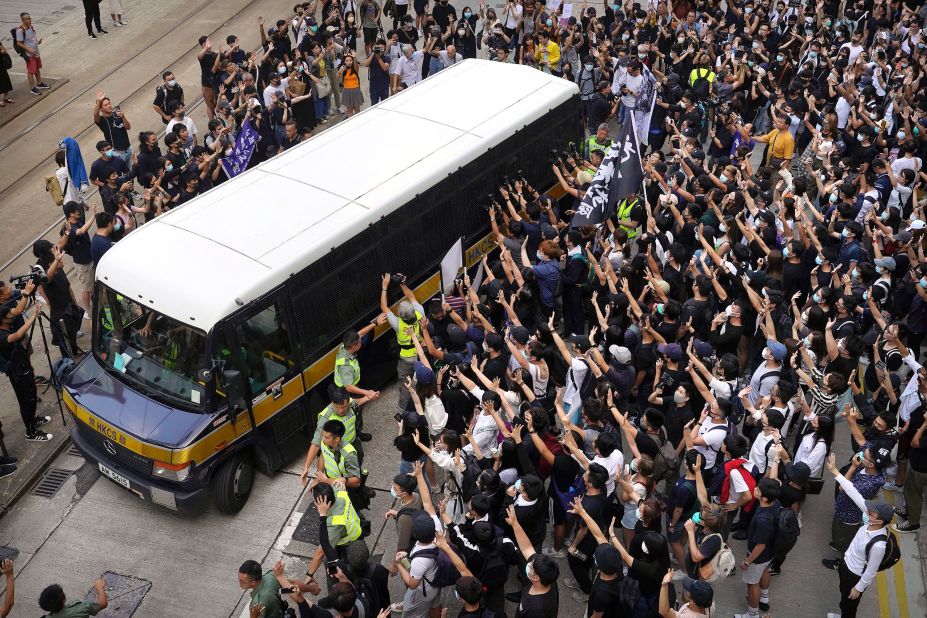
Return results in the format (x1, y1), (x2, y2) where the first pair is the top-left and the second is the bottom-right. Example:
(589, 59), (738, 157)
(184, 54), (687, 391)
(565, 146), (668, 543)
(10, 27), (28, 60)
(773, 506), (801, 559)
(730, 372), (780, 425)
(691, 68), (712, 100)
(477, 538), (512, 590)
(865, 531), (901, 572)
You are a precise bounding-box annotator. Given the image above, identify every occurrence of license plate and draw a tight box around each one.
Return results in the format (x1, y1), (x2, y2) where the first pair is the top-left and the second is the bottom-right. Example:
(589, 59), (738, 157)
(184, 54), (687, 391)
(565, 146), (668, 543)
(98, 463), (131, 489)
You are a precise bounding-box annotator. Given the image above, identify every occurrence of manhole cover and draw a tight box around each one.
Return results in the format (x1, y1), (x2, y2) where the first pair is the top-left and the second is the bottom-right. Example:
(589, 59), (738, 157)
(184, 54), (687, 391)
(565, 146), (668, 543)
(32, 468), (72, 498)
(84, 572), (151, 617)
(291, 500), (320, 545)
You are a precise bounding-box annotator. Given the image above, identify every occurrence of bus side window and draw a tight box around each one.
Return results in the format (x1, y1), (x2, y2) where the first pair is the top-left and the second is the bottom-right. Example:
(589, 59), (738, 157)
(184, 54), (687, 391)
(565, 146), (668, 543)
(235, 302), (294, 393)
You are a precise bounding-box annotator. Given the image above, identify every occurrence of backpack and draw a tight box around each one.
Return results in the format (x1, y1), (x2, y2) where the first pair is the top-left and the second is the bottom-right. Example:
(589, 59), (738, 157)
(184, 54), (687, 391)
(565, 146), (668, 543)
(691, 68), (712, 100)
(730, 372), (779, 426)
(46, 174), (66, 206)
(10, 27), (28, 60)
(652, 430), (680, 486)
(570, 253), (597, 293)
(451, 451), (483, 502)
(477, 538), (512, 590)
(865, 531), (901, 572)
(773, 506), (801, 559)
(356, 568), (384, 615)
(698, 533), (737, 582)
(410, 545), (461, 593)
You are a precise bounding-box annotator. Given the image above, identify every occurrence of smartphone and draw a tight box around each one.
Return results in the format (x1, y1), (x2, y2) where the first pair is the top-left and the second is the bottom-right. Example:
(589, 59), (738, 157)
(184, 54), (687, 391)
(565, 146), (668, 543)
(326, 561), (339, 576)
(280, 586), (296, 594)
(394, 412), (404, 423)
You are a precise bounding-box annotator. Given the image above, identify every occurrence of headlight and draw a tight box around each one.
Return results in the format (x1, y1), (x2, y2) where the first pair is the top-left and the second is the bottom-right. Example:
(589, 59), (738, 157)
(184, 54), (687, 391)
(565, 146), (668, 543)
(153, 460), (192, 482)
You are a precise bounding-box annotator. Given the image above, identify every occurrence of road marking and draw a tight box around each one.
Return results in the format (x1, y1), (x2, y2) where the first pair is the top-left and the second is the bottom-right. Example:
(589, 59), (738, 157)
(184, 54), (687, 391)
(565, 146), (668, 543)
(877, 488), (911, 617)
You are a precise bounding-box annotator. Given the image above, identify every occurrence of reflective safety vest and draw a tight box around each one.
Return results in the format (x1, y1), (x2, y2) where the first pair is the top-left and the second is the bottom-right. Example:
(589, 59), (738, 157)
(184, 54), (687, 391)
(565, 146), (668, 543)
(321, 442), (357, 479)
(396, 311), (423, 359)
(319, 404), (357, 445)
(586, 135), (612, 158)
(330, 490), (363, 545)
(617, 197), (641, 239)
(101, 307), (114, 332)
(333, 345), (360, 388)
(163, 338), (180, 370)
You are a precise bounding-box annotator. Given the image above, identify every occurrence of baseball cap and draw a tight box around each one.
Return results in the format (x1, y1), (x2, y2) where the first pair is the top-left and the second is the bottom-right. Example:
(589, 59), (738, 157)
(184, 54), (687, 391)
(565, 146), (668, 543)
(446, 323), (467, 347)
(894, 230), (913, 244)
(907, 219), (926, 231)
(681, 577), (714, 607)
(414, 361), (435, 385)
(657, 343), (685, 361)
(784, 461), (811, 487)
(874, 257), (896, 271)
(693, 339), (714, 358)
(412, 513), (436, 540)
(510, 325), (530, 345)
(872, 446), (893, 470)
(568, 334), (591, 352)
(540, 224), (558, 240)
(608, 345), (632, 365)
(593, 544), (622, 575)
(766, 339), (787, 361)
(864, 500), (895, 523)
(218, 100), (232, 110)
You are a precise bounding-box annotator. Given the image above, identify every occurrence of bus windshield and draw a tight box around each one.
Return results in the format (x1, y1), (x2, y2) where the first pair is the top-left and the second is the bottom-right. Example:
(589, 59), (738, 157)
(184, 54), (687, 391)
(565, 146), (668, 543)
(93, 284), (208, 411)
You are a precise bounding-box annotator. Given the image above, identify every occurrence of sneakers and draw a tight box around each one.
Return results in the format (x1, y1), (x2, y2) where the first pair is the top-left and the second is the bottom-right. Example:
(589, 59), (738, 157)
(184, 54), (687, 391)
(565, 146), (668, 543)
(769, 564), (781, 576)
(821, 559), (840, 571)
(359, 431), (373, 442)
(563, 577), (581, 591)
(759, 600), (770, 611)
(35, 415), (51, 427)
(338, 105), (347, 113)
(570, 590), (589, 603)
(541, 546), (566, 559)
(389, 601), (404, 613)
(504, 591), (520, 603)
(97, 29), (109, 35)
(0, 456), (19, 466)
(894, 507), (909, 520)
(36, 82), (50, 89)
(0, 464), (17, 481)
(892, 520), (920, 533)
(826, 613), (842, 618)
(89, 33), (98, 39)
(883, 481), (903, 492)
(25, 431), (53, 442)
(119, 20), (128, 26)
(30, 87), (41, 95)
(112, 22), (122, 28)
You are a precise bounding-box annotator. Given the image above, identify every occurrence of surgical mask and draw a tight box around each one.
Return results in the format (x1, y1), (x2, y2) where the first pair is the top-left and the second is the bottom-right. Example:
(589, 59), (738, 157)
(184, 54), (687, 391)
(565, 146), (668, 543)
(776, 54), (784, 62)
(863, 291), (869, 302)
(635, 506), (643, 520)
(347, 15), (355, 23)
(656, 303), (665, 315)
(725, 305), (734, 318)
(747, 61), (755, 68)
(782, 246), (790, 258)
(852, 268), (859, 279)
(691, 511), (703, 524)
(585, 63), (593, 71)
(622, 33), (630, 41)
(752, 42), (760, 50)
(630, 458), (638, 472)
(278, 66), (286, 74)
(464, 10), (472, 18)
(898, 131), (907, 140)
(920, 278), (927, 288)
(869, 112), (878, 120)
(167, 79), (177, 87)
(536, 250), (545, 261)
(548, 19), (554, 27)
(829, 193), (839, 204)
(105, 149), (115, 158)
(719, 173), (728, 183)
(719, 223), (727, 233)
(390, 487), (398, 498)
(673, 392), (686, 404)
(677, 37), (685, 44)
(862, 510), (870, 525)
(875, 265), (884, 274)
(841, 228), (849, 239)
(525, 563), (533, 579)
(114, 220), (123, 232)
(458, 28), (466, 36)
(815, 255), (824, 266)
(808, 51), (818, 60)
(802, 336), (812, 347)
(857, 133), (865, 142)
(812, 292), (821, 303)
(165, 164), (173, 172)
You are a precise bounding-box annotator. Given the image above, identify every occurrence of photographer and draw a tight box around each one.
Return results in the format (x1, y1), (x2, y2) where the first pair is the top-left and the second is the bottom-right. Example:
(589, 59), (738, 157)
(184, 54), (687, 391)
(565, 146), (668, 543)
(32, 240), (83, 359)
(360, 39), (390, 105)
(0, 280), (53, 442)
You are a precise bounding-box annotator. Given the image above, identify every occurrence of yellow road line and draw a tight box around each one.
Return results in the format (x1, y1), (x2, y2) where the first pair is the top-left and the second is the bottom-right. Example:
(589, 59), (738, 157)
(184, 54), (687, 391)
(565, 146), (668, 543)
(879, 489), (910, 617)
(892, 552), (910, 618)
(877, 569), (891, 618)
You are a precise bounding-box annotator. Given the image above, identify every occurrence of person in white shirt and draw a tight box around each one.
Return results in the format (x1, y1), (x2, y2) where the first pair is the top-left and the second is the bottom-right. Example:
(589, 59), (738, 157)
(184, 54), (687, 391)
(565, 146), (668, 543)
(822, 453), (895, 618)
(687, 398), (733, 485)
(840, 31), (865, 65)
(747, 410), (786, 478)
(789, 413), (833, 477)
(390, 44), (424, 94)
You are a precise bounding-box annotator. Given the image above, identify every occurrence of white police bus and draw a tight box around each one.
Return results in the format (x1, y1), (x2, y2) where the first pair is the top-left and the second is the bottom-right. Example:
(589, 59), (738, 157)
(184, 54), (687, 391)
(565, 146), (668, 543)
(63, 60), (581, 513)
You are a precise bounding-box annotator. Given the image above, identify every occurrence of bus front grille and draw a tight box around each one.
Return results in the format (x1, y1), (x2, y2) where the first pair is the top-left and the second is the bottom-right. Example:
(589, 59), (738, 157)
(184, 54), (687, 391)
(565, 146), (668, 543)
(77, 422), (154, 476)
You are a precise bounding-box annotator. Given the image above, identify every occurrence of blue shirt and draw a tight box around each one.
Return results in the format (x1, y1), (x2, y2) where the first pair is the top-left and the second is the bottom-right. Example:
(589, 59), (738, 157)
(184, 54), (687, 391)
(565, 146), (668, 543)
(532, 260), (559, 308)
(835, 467), (884, 524)
(90, 234), (113, 268)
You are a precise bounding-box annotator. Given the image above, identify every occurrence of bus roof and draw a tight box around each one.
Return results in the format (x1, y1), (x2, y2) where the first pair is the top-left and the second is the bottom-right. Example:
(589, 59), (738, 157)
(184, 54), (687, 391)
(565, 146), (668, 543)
(95, 60), (579, 330)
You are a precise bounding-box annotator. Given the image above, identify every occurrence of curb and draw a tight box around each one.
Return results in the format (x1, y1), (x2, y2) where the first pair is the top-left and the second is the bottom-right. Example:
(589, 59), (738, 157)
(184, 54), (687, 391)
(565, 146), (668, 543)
(0, 434), (72, 519)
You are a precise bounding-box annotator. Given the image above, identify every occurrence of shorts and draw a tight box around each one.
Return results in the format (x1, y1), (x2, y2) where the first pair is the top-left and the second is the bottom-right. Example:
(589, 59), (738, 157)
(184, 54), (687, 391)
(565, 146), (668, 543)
(26, 56), (42, 74)
(741, 560), (770, 585)
(664, 515), (685, 543)
(363, 27), (378, 44)
(413, 0), (428, 15)
(74, 262), (94, 294)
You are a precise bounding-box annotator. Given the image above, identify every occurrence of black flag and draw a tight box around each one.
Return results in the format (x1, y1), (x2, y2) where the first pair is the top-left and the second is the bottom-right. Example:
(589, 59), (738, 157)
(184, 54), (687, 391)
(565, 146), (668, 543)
(570, 117), (644, 227)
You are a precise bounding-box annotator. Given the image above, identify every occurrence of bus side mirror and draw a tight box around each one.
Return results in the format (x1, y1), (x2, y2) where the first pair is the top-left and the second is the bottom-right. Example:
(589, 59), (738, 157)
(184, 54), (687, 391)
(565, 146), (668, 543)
(223, 369), (245, 421)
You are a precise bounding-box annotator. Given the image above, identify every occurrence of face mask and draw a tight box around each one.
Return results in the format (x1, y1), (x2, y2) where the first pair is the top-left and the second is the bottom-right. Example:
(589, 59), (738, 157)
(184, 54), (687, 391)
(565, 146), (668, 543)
(390, 487), (398, 498)
(348, 15), (355, 23)
(745, 7), (753, 14)
(656, 303), (665, 315)
(458, 28), (466, 36)
(813, 292), (821, 303)
(869, 112), (878, 121)
(857, 133), (865, 142)
(752, 42), (760, 50)
(310, 25), (318, 32)
(875, 265), (884, 275)
(691, 511), (703, 524)
(719, 223), (727, 233)
(673, 392), (686, 404)
(165, 164), (173, 172)
(177, 110), (185, 118)
(829, 193), (838, 204)
(167, 79), (177, 87)
(808, 51), (818, 60)
(782, 246), (790, 258)
(278, 66), (286, 74)
(815, 255), (824, 266)
(677, 37), (685, 44)
(747, 61), (755, 68)
(105, 149), (115, 158)
(635, 505), (643, 520)
(863, 291), (869, 302)
(464, 10), (472, 18)
(776, 54), (784, 62)
(524, 563), (533, 579)
(896, 130), (906, 141)
(862, 510), (870, 525)
(802, 336), (812, 347)
(852, 268), (859, 279)
(622, 33), (630, 41)
(536, 250), (546, 261)
(719, 173), (728, 183)
(114, 220), (123, 232)
(841, 228), (849, 239)
(547, 19), (554, 27)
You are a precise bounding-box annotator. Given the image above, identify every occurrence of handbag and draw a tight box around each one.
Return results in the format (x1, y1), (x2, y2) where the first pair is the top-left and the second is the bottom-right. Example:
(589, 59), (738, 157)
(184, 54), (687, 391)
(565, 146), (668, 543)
(806, 476), (825, 495)
(289, 78), (306, 96)
(315, 75), (332, 99)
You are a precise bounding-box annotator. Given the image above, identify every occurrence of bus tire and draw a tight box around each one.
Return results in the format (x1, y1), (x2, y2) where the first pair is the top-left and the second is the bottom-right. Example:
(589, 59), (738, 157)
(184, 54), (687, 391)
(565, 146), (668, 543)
(214, 453), (254, 514)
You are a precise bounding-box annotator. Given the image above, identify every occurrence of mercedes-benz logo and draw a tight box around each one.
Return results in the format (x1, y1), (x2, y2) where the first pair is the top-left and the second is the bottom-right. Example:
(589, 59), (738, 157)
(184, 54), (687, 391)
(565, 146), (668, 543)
(103, 440), (117, 456)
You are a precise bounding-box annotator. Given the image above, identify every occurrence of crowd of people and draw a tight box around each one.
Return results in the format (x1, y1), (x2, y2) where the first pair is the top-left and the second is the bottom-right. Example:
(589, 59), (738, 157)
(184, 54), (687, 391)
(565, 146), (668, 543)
(4, 0), (927, 617)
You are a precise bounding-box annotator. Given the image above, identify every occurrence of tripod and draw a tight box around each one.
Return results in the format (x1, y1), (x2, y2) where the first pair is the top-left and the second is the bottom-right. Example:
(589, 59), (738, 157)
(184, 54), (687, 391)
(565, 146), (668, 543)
(27, 304), (69, 428)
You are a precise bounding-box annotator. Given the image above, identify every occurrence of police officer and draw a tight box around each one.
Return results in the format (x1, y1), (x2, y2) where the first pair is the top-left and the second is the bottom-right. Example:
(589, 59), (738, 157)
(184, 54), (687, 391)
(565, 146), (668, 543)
(616, 192), (644, 254)
(300, 386), (374, 485)
(306, 484), (366, 581)
(314, 419), (367, 515)
(380, 273), (425, 412)
(0, 281), (53, 442)
(585, 123), (612, 158)
(334, 316), (385, 443)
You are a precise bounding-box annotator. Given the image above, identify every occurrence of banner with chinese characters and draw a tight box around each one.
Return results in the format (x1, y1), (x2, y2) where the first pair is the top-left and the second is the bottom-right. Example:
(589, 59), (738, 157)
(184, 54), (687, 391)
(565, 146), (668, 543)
(220, 119), (259, 179)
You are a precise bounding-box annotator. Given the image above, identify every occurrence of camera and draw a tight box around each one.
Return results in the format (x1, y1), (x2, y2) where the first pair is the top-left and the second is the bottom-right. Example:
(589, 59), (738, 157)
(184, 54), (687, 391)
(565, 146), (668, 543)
(430, 26), (441, 36)
(390, 273), (407, 284)
(373, 44), (384, 53)
(9, 265), (48, 291)
(549, 149), (563, 165)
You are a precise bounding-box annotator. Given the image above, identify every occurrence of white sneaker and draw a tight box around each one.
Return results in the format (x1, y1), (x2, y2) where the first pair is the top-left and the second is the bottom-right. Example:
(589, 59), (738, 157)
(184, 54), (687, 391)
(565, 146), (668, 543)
(338, 104), (347, 113)
(883, 481), (903, 492)
(826, 613), (842, 618)
(541, 546), (565, 558)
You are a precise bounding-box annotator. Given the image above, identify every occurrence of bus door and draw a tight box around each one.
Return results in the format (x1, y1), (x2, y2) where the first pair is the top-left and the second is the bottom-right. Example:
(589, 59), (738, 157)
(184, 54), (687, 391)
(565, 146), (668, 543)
(226, 292), (308, 472)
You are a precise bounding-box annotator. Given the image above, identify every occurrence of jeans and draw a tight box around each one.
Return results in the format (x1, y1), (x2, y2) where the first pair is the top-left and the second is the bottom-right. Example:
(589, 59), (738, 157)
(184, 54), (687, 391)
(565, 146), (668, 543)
(113, 147), (133, 168)
(314, 95), (330, 119)
(369, 84), (389, 105)
(399, 457), (425, 475)
(83, 0), (102, 34)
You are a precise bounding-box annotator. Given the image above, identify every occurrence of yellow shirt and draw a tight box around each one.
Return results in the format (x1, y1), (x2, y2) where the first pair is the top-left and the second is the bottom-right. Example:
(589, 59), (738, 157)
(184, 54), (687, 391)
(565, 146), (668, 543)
(535, 41), (561, 69)
(761, 128), (795, 163)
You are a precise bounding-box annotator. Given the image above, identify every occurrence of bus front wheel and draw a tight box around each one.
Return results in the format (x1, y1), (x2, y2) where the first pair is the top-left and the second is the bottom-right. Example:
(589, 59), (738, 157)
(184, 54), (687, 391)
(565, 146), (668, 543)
(214, 453), (254, 514)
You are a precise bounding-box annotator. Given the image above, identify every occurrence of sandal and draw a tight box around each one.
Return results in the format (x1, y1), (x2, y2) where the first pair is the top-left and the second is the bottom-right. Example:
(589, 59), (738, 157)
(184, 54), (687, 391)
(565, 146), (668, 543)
(3, 98), (13, 103)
